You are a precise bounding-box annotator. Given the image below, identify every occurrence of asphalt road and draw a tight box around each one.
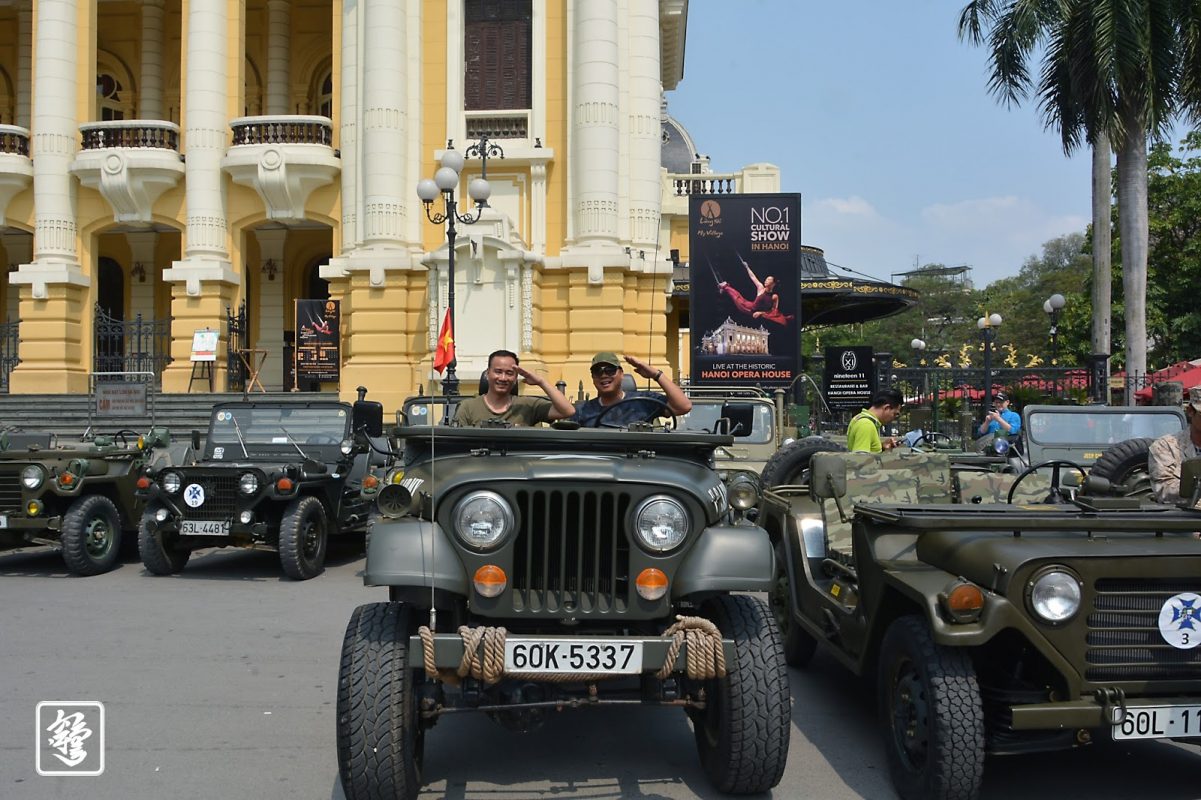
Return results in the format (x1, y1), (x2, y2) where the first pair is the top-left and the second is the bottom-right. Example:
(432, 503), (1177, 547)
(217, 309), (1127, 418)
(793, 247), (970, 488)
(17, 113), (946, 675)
(2, 542), (1199, 800)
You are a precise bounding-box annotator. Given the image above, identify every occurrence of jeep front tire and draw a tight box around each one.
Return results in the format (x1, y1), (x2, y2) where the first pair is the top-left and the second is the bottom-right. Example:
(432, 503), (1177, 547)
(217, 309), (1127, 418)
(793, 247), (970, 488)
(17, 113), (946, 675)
(337, 602), (423, 800)
(693, 594), (790, 793)
(279, 495), (329, 580)
(137, 507), (191, 574)
(60, 495), (123, 576)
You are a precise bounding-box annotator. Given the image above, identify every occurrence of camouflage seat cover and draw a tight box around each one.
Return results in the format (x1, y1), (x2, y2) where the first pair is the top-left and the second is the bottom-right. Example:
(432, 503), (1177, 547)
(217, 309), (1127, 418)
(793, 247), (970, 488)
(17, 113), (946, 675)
(954, 470), (1054, 504)
(883, 450), (953, 503)
(824, 469), (921, 555)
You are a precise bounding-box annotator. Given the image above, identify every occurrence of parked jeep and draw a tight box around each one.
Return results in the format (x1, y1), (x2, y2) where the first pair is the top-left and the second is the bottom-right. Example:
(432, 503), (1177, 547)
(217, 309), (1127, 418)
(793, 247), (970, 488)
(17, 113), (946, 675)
(136, 394), (386, 580)
(678, 385), (790, 475)
(0, 427), (173, 575)
(761, 446), (1201, 800)
(337, 422), (790, 799)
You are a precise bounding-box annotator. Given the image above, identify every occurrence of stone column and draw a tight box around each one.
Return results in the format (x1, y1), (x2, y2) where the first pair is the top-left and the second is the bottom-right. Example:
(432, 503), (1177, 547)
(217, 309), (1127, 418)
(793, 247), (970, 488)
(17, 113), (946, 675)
(570, 0), (620, 250)
(266, 0), (290, 116)
(335, 0), (358, 251)
(139, 0), (165, 119)
(359, 0), (406, 249)
(8, 0), (90, 393)
(2, 233), (32, 322)
(254, 228), (286, 390)
(161, 0), (239, 392)
(625, 1), (661, 255)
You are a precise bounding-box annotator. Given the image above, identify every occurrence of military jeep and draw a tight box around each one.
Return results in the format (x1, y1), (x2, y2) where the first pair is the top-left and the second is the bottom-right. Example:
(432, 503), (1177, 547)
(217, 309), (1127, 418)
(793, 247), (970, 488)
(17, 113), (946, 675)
(336, 423), (790, 799)
(137, 395), (386, 580)
(761, 447), (1201, 800)
(0, 427), (172, 575)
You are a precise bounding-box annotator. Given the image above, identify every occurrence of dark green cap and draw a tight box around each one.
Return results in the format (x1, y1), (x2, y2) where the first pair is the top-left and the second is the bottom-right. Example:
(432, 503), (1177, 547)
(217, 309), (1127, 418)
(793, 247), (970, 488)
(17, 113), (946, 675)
(591, 351), (621, 368)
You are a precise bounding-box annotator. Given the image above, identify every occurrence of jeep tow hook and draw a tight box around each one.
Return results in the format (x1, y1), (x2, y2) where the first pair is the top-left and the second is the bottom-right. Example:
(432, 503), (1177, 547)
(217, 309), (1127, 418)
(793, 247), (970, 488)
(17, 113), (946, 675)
(1095, 687), (1128, 725)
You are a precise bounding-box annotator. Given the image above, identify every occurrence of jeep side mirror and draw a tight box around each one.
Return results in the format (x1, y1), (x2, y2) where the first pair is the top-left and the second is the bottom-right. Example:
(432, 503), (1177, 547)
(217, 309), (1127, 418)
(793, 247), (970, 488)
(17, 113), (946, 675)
(191, 429), (201, 453)
(353, 399), (383, 438)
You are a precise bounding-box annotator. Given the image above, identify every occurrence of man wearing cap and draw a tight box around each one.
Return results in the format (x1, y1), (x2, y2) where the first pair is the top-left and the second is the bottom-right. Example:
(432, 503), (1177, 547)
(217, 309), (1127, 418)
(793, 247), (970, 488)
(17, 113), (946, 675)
(571, 352), (691, 428)
(454, 349), (575, 427)
(1148, 385), (1201, 506)
(978, 391), (1020, 438)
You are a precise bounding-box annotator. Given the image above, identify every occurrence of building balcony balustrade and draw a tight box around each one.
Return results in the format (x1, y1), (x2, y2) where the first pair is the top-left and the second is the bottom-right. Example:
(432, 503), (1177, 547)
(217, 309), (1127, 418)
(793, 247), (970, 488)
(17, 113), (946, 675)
(0, 125), (33, 228)
(222, 115), (339, 223)
(465, 109), (530, 142)
(70, 120), (184, 225)
(667, 172), (740, 196)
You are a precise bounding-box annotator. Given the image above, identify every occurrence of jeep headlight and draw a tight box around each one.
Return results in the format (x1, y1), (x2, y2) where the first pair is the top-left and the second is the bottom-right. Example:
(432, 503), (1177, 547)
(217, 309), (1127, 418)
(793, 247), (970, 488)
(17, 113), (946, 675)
(161, 471), (182, 494)
(453, 490), (513, 550)
(20, 465), (44, 490)
(726, 472), (761, 511)
(633, 496), (689, 552)
(340, 439), (353, 455)
(239, 472), (259, 494)
(1029, 568), (1082, 624)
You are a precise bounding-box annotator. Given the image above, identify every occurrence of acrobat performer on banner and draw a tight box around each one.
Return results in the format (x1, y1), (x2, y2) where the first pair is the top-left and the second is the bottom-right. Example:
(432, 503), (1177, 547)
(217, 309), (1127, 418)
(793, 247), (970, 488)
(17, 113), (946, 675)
(714, 253), (795, 326)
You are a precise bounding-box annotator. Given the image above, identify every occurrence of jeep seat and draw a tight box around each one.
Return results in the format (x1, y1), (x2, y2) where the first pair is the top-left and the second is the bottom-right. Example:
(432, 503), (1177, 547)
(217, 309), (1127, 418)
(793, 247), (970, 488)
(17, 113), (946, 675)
(884, 450), (953, 503)
(809, 452), (919, 556)
(953, 470), (1054, 504)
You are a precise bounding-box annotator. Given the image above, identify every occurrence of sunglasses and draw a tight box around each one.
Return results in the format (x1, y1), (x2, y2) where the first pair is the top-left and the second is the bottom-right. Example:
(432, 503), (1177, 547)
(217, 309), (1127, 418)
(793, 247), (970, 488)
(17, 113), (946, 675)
(590, 365), (619, 377)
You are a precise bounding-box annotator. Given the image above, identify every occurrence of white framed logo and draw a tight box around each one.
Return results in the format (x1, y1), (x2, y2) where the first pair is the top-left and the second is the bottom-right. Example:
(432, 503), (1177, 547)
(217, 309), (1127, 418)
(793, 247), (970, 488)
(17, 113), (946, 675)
(36, 701), (105, 776)
(183, 483), (206, 508)
(1158, 592), (1201, 649)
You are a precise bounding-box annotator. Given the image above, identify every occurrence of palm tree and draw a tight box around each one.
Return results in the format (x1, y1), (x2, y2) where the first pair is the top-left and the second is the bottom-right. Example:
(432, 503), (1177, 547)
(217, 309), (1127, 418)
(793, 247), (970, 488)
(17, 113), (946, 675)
(958, 0), (1200, 401)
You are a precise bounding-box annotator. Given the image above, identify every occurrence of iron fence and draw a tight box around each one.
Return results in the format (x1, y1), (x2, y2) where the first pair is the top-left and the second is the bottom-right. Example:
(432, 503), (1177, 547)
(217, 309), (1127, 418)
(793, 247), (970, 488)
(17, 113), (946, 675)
(93, 305), (171, 384)
(0, 321), (18, 392)
(227, 302), (248, 392)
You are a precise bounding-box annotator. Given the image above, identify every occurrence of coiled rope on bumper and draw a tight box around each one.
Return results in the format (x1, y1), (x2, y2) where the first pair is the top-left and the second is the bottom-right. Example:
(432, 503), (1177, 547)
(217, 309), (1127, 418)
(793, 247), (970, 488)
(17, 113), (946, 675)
(654, 615), (727, 680)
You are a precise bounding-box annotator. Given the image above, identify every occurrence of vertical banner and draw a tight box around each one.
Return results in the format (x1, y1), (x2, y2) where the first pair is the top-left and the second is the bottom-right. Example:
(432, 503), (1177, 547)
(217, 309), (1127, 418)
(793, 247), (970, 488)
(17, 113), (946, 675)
(823, 346), (876, 410)
(689, 193), (801, 386)
(295, 299), (341, 382)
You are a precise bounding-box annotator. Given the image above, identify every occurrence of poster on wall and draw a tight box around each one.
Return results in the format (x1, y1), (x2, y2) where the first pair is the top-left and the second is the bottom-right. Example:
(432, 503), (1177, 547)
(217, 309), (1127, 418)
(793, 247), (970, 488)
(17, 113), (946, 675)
(823, 345), (876, 411)
(295, 299), (340, 383)
(689, 193), (801, 386)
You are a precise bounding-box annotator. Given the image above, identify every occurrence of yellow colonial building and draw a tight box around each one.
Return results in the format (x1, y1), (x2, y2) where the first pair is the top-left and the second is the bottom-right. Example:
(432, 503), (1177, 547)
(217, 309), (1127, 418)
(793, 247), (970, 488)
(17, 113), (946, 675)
(0, 0), (779, 411)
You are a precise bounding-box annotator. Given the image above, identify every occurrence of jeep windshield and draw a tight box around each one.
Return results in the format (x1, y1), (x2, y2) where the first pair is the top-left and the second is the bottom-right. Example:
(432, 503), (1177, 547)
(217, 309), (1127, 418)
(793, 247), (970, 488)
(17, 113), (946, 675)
(206, 404), (349, 457)
(678, 400), (774, 443)
(1026, 407), (1184, 446)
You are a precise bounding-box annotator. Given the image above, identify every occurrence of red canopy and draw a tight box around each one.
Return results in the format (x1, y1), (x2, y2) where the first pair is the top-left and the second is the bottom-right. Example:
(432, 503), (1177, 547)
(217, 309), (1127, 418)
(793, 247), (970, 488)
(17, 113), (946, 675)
(1131, 360), (1201, 402)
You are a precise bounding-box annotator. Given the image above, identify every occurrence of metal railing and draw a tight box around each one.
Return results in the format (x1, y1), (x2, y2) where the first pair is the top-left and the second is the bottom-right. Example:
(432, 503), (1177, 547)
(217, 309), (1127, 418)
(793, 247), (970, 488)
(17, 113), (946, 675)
(230, 115), (334, 146)
(79, 120), (180, 151)
(93, 305), (172, 386)
(0, 125), (30, 156)
(226, 302), (248, 392)
(0, 321), (19, 392)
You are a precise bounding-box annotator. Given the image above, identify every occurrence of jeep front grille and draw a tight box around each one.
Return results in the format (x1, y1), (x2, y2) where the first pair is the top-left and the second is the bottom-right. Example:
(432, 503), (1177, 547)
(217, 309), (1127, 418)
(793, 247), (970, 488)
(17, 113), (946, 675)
(511, 489), (632, 615)
(0, 465), (21, 511)
(1086, 578), (1201, 681)
(177, 472), (240, 521)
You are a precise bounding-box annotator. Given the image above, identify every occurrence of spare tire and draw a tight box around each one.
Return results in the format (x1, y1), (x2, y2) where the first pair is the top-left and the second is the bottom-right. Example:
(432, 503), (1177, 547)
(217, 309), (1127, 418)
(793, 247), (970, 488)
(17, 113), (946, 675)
(761, 437), (846, 489)
(1091, 437), (1155, 498)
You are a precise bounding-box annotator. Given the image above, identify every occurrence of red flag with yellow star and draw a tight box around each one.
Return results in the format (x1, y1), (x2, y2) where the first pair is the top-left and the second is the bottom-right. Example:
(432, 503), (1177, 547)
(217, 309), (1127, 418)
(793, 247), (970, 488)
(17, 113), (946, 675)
(433, 309), (454, 374)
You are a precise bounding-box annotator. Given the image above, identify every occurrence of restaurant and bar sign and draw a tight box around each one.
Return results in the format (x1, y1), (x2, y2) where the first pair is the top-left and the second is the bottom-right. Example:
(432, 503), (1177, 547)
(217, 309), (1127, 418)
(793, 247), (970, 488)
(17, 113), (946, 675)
(823, 346), (875, 410)
(295, 299), (340, 382)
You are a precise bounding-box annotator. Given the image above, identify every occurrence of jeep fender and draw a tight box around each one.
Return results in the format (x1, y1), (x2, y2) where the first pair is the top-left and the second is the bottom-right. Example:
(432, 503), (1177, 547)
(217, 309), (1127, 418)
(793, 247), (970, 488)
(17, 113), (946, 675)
(672, 524), (775, 596)
(364, 519), (469, 596)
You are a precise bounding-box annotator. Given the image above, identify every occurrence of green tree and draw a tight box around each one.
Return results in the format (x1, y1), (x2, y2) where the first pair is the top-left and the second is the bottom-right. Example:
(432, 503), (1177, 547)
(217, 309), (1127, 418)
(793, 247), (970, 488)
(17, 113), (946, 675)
(958, 0), (1201, 395)
(1144, 130), (1201, 363)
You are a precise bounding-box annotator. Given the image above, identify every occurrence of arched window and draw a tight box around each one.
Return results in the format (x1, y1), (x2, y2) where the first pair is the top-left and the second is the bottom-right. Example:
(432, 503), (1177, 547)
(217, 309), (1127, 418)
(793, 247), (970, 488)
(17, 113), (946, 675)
(97, 73), (125, 121)
(317, 71), (332, 118)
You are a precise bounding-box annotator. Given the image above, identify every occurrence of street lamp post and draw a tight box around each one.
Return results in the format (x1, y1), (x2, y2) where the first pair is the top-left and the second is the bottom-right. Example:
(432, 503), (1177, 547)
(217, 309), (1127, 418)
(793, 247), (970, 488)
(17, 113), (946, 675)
(417, 148), (493, 397)
(977, 313), (1002, 425)
(911, 338), (933, 433)
(1043, 293), (1066, 365)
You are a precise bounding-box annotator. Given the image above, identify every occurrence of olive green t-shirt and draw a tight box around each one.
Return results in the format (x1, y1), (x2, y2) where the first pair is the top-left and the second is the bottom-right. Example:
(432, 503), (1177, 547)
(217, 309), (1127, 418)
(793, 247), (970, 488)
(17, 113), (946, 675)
(454, 395), (553, 427)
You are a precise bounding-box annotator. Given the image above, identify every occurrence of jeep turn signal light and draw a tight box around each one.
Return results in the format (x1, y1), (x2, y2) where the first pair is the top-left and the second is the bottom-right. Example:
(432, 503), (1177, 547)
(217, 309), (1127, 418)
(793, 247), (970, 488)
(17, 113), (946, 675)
(940, 581), (985, 623)
(26, 500), (42, 517)
(473, 565), (507, 598)
(276, 477), (295, 492)
(136, 476), (151, 490)
(636, 568), (669, 601)
(58, 472), (76, 487)
(363, 474), (379, 490)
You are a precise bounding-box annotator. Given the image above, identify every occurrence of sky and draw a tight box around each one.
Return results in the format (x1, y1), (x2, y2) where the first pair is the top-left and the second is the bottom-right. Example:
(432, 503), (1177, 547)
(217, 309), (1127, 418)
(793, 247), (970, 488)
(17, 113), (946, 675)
(666, 1), (1097, 289)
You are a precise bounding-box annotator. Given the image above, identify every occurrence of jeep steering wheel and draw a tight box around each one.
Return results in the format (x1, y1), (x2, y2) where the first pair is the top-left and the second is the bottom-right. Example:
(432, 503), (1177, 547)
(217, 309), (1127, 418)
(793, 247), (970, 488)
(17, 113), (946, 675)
(1007, 460), (1088, 504)
(112, 429), (142, 446)
(913, 431), (954, 449)
(591, 396), (675, 429)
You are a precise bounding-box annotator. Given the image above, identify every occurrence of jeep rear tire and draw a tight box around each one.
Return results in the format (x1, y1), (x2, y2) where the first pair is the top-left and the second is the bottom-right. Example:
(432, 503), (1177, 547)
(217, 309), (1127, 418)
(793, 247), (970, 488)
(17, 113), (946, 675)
(137, 507), (190, 574)
(279, 495), (328, 580)
(878, 615), (984, 800)
(693, 594), (790, 794)
(337, 602), (423, 800)
(1091, 437), (1155, 498)
(761, 437), (846, 489)
(60, 495), (123, 576)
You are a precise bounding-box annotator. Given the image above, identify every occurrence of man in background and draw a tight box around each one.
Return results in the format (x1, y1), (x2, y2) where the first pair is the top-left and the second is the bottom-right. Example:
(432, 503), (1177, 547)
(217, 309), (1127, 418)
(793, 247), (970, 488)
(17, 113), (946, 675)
(846, 388), (903, 453)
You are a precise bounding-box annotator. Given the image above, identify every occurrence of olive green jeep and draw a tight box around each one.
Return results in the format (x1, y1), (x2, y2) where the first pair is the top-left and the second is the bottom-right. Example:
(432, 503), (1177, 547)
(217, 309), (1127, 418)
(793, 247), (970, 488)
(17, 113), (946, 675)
(336, 421), (791, 799)
(0, 427), (173, 575)
(760, 447), (1201, 800)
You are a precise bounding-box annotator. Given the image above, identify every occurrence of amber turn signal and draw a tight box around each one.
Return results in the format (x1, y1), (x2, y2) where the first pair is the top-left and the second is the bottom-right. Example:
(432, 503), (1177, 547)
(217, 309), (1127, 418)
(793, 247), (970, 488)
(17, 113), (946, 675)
(473, 565), (507, 598)
(363, 474), (379, 489)
(940, 580), (985, 623)
(136, 476), (151, 490)
(635, 568), (669, 601)
(276, 477), (294, 492)
(58, 472), (76, 486)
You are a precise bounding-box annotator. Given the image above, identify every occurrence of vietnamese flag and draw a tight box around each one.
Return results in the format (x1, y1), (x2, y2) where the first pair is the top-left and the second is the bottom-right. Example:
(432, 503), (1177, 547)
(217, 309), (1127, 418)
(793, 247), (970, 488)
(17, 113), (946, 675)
(433, 309), (455, 374)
